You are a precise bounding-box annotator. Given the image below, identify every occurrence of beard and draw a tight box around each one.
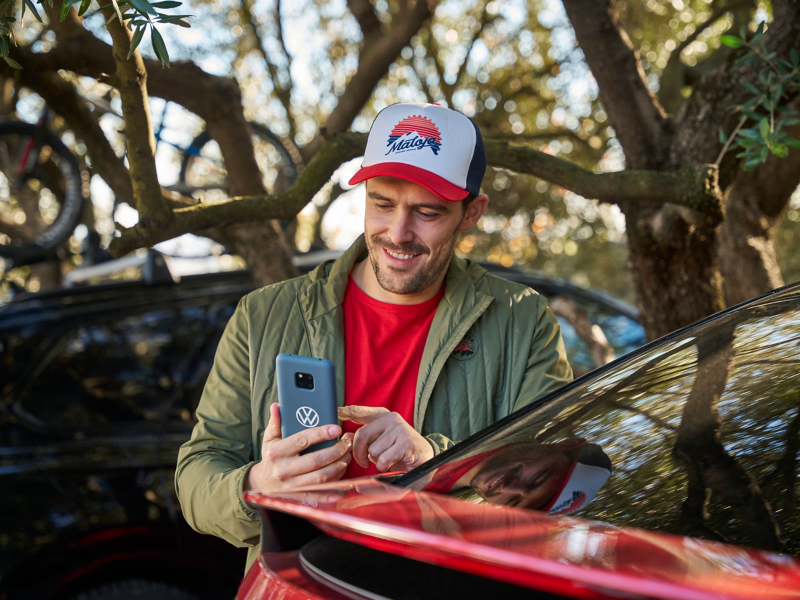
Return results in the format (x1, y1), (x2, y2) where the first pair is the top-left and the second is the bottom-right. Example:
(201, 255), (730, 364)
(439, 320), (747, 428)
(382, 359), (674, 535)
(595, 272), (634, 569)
(365, 227), (460, 296)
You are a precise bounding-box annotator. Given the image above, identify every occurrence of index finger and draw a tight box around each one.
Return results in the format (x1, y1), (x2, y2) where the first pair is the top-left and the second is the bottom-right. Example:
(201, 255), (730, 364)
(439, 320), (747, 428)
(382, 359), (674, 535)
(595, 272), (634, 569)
(338, 405), (389, 424)
(272, 423), (342, 457)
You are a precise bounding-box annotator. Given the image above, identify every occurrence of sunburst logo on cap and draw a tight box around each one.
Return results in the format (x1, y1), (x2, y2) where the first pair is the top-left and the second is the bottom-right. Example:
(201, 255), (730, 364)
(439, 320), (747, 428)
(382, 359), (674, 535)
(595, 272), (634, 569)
(386, 115), (442, 156)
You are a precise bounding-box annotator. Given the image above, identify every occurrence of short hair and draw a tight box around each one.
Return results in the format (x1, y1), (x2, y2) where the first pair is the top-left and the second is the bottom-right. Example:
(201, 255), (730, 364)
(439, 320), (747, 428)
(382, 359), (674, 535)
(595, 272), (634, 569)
(461, 193), (476, 214)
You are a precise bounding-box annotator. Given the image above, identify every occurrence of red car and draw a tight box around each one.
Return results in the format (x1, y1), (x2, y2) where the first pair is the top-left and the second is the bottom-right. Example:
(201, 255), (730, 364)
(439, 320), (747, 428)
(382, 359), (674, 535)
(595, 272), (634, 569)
(239, 282), (800, 600)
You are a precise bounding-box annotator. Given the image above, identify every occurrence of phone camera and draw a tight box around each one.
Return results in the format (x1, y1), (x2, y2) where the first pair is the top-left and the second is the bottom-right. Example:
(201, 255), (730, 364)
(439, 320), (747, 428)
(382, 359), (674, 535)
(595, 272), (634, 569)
(295, 372), (314, 390)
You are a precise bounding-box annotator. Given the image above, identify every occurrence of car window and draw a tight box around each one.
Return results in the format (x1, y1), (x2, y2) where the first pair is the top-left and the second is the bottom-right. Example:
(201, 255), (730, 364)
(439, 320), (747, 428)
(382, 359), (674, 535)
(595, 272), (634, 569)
(551, 299), (645, 377)
(399, 285), (800, 556)
(10, 302), (235, 433)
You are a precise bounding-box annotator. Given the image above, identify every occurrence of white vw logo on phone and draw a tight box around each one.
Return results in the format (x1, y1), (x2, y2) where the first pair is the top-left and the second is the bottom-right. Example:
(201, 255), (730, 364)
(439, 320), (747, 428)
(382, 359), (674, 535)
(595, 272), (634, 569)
(296, 406), (320, 428)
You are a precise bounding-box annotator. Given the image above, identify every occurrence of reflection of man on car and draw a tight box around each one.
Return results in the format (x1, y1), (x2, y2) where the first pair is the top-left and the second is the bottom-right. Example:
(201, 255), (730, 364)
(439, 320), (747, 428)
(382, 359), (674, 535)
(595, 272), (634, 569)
(419, 438), (612, 515)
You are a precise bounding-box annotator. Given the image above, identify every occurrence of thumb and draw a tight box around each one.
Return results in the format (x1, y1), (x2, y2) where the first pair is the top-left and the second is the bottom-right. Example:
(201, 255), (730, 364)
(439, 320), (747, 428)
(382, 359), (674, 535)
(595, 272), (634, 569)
(263, 402), (282, 444)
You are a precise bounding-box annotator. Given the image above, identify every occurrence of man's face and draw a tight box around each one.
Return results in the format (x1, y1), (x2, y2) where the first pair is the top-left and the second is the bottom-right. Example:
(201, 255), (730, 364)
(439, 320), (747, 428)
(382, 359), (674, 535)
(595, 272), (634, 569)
(364, 177), (469, 296)
(469, 439), (586, 510)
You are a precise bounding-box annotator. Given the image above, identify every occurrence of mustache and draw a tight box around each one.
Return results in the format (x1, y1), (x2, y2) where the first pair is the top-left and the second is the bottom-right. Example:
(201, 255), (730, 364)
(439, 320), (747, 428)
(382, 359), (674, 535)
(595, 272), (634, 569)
(371, 235), (429, 256)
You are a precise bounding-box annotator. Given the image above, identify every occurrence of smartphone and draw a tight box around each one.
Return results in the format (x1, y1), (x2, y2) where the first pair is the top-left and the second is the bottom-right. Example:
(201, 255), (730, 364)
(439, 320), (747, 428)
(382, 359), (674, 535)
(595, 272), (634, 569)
(276, 354), (339, 455)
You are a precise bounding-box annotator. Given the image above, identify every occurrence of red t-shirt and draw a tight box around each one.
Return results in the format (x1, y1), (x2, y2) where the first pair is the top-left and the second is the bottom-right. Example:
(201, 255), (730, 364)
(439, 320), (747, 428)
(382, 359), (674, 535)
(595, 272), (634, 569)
(342, 275), (445, 479)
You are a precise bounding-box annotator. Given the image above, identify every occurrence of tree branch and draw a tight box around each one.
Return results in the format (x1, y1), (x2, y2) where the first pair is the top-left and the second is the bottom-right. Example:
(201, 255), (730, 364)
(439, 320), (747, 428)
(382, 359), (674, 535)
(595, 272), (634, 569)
(108, 131), (365, 255)
(561, 0), (667, 169)
(484, 139), (723, 219)
(659, 0), (753, 114)
(105, 16), (172, 232)
(347, 0), (382, 39)
(240, 0), (296, 142)
(300, 0), (434, 158)
(106, 129), (725, 256)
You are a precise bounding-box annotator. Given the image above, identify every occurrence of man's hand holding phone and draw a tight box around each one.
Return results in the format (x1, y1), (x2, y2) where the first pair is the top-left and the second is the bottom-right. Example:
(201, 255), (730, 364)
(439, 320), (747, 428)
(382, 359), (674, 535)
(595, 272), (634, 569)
(247, 403), (354, 493)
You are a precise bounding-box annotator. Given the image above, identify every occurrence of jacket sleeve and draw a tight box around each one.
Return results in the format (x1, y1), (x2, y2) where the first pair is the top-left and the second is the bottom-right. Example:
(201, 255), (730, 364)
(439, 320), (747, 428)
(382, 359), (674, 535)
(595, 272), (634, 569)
(513, 294), (573, 413)
(175, 296), (261, 548)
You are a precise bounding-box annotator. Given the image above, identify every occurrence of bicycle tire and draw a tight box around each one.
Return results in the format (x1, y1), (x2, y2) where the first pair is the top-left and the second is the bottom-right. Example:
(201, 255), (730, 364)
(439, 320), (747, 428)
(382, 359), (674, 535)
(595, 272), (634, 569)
(177, 122), (302, 198)
(0, 121), (86, 260)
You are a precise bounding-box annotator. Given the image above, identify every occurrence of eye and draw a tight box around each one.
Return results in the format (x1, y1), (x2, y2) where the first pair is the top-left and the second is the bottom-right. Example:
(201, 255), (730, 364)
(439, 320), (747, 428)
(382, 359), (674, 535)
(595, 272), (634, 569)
(375, 203), (392, 210)
(417, 211), (438, 220)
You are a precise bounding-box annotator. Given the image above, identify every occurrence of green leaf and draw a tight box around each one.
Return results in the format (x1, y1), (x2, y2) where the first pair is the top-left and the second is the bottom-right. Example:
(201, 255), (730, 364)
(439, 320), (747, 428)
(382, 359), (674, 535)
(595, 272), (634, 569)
(720, 35), (744, 48)
(737, 127), (760, 139)
(737, 137), (760, 148)
(792, 48), (799, 67)
(2, 55), (21, 69)
(59, 0), (72, 20)
(127, 0), (157, 16)
(1, 17), (15, 23)
(781, 118), (800, 126)
(740, 79), (761, 95)
(770, 143), (788, 158)
(759, 117), (770, 139)
(127, 24), (145, 59)
(756, 21), (766, 35)
(784, 137), (800, 149)
(760, 145), (768, 161)
(157, 15), (190, 26)
(151, 26), (169, 67)
(78, 0), (91, 16)
(152, 0), (181, 7)
(719, 128), (728, 144)
(0, 36), (9, 57)
(23, 0), (42, 22)
(735, 54), (761, 66)
(744, 158), (761, 171)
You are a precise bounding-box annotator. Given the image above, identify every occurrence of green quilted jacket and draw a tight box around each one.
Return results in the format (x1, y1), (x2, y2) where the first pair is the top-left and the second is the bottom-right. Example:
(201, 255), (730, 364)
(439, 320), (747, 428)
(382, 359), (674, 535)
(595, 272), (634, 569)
(175, 235), (573, 572)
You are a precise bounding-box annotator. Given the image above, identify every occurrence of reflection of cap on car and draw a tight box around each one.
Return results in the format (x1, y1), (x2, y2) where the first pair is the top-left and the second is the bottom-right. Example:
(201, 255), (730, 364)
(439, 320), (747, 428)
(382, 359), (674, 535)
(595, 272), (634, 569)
(544, 443), (612, 516)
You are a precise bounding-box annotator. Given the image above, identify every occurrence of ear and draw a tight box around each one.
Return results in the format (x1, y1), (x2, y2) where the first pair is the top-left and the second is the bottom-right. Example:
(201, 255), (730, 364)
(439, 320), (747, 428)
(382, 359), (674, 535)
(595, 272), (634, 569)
(459, 194), (489, 232)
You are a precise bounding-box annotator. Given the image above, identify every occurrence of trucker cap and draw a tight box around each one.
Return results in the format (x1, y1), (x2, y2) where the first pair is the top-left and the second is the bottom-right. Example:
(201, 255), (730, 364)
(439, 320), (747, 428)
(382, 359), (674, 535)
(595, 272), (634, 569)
(348, 102), (487, 201)
(543, 443), (613, 517)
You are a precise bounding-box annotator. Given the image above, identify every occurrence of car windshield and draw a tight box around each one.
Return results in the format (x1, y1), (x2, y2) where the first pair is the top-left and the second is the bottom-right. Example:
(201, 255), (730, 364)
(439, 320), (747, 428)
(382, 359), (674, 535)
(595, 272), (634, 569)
(397, 283), (800, 556)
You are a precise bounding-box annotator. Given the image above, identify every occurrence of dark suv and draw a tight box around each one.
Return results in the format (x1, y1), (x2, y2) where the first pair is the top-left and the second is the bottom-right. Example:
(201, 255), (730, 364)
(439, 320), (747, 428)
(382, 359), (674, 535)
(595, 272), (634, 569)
(0, 252), (644, 600)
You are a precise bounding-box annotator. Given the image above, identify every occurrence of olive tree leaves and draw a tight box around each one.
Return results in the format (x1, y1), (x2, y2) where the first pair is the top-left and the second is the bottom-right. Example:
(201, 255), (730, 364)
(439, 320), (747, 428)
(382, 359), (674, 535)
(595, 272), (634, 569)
(716, 22), (800, 170)
(98, 0), (191, 67)
(11, 0), (192, 69)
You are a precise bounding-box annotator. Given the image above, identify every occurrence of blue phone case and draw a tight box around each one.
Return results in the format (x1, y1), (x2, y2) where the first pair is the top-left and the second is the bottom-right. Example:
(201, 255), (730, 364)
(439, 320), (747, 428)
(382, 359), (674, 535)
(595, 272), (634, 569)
(276, 354), (339, 455)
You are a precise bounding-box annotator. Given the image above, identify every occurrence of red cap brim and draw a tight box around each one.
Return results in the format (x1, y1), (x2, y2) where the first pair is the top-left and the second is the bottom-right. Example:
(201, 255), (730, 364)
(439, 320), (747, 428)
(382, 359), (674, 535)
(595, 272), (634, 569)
(542, 459), (578, 513)
(348, 163), (469, 202)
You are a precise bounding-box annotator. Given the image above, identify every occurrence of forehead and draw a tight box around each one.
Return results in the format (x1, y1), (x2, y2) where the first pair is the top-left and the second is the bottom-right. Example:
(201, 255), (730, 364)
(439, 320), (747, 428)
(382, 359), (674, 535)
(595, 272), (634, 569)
(366, 177), (452, 209)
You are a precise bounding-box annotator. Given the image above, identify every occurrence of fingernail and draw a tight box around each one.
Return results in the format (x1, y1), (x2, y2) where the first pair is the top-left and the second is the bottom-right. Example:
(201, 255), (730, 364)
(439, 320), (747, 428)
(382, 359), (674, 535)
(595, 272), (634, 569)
(328, 426), (340, 436)
(344, 438), (352, 448)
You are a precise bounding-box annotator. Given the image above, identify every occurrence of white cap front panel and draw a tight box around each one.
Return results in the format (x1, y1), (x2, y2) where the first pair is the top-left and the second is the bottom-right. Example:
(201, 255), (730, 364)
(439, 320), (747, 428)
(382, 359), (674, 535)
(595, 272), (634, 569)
(362, 103), (477, 189)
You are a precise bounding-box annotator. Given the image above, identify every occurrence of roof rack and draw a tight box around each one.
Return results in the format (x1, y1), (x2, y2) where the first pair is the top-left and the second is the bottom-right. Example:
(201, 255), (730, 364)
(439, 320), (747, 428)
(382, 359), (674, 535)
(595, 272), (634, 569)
(63, 249), (178, 287)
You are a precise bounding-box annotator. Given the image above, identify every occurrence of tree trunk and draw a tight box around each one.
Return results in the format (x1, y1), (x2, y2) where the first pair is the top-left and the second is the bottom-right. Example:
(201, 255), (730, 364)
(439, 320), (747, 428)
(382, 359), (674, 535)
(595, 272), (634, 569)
(717, 123), (800, 306)
(673, 324), (783, 551)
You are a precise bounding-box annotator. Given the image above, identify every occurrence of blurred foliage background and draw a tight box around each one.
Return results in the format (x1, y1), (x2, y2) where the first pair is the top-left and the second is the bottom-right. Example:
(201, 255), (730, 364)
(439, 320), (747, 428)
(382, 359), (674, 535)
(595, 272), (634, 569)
(3, 0), (798, 308)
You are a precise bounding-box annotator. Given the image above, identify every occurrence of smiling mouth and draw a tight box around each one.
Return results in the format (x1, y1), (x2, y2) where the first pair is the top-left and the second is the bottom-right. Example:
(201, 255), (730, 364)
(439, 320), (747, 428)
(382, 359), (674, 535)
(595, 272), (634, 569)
(383, 247), (420, 261)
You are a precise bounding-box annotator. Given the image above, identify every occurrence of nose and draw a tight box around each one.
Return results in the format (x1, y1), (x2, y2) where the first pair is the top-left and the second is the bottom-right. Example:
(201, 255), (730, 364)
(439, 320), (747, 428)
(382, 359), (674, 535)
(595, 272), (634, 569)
(386, 208), (415, 246)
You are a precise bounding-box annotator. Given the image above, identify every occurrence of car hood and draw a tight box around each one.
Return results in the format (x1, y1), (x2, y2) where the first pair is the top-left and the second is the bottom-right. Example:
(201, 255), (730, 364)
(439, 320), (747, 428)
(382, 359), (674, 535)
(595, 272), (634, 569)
(245, 478), (800, 600)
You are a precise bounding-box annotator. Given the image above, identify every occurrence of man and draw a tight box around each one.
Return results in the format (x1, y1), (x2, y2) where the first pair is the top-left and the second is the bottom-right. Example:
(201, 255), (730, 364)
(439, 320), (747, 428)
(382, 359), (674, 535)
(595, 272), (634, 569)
(175, 102), (573, 572)
(417, 438), (612, 515)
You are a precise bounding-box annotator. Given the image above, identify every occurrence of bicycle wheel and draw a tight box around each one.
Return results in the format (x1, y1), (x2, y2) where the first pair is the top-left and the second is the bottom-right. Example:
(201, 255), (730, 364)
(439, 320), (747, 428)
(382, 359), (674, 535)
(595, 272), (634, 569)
(177, 122), (301, 202)
(0, 121), (86, 260)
